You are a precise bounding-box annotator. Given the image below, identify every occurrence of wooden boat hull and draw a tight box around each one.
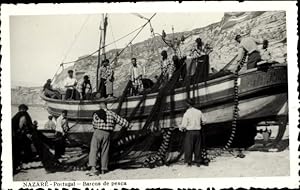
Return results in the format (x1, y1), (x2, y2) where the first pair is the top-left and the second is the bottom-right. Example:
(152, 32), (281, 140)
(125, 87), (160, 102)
(40, 65), (288, 148)
(41, 65), (288, 131)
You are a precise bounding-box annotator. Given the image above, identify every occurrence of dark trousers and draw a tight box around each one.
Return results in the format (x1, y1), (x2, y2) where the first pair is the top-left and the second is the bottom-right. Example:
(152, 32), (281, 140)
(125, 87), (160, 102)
(54, 133), (66, 158)
(99, 78), (107, 98)
(247, 51), (261, 69)
(184, 130), (202, 164)
(65, 89), (78, 100)
(88, 129), (110, 171)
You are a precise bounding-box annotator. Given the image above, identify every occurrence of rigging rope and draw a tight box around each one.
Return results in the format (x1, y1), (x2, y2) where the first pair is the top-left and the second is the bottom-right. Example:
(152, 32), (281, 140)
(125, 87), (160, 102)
(223, 53), (247, 150)
(61, 20), (149, 65)
(110, 13), (156, 64)
(208, 52), (247, 161)
(108, 17), (118, 50)
(61, 15), (91, 63)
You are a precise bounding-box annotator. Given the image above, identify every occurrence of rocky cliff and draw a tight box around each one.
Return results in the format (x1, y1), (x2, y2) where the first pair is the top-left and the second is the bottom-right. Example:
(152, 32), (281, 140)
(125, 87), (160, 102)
(52, 11), (286, 97)
(11, 86), (44, 106)
(12, 11), (287, 104)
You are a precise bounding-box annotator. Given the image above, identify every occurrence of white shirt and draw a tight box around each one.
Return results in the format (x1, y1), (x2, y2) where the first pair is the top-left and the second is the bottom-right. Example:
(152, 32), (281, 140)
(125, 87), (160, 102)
(64, 77), (77, 90)
(129, 64), (143, 81)
(236, 37), (262, 64)
(44, 120), (56, 130)
(260, 48), (272, 62)
(181, 107), (206, 130)
(240, 37), (261, 54)
(56, 115), (68, 135)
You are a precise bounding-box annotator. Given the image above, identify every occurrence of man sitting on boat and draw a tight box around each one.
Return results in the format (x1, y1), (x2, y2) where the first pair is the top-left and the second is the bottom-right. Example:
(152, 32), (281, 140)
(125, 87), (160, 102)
(234, 34), (264, 69)
(80, 75), (92, 100)
(64, 70), (79, 100)
(160, 50), (175, 82)
(87, 102), (131, 176)
(179, 99), (207, 167)
(128, 57), (144, 96)
(42, 79), (61, 99)
(257, 39), (280, 69)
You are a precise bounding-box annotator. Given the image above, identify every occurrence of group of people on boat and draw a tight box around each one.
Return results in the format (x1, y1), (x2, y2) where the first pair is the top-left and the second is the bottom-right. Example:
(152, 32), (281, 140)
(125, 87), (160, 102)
(42, 70), (92, 101)
(42, 36), (213, 100)
(234, 34), (275, 69)
(42, 32), (276, 102)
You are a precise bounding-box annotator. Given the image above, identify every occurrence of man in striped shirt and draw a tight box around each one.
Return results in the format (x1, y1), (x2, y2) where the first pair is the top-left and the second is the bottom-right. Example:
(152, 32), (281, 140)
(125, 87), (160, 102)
(87, 102), (130, 175)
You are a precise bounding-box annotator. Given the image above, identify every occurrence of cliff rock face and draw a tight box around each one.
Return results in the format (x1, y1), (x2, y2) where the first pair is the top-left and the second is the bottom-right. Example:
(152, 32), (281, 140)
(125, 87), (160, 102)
(11, 86), (44, 106)
(12, 11), (287, 104)
(52, 11), (286, 97)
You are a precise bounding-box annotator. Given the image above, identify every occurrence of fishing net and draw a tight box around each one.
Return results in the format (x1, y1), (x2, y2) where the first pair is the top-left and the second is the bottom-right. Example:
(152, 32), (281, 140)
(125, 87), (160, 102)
(17, 54), (257, 173)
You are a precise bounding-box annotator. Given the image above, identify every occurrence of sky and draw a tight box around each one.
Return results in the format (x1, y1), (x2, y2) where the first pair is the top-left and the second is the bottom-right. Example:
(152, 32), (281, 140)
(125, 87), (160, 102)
(10, 12), (224, 87)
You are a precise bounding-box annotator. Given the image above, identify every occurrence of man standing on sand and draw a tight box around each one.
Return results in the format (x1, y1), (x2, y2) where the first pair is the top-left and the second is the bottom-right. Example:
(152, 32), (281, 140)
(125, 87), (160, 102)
(180, 99), (206, 167)
(44, 115), (56, 130)
(55, 110), (69, 158)
(87, 102), (131, 176)
(11, 104), (35, 174)
(234, 34), (264, 69)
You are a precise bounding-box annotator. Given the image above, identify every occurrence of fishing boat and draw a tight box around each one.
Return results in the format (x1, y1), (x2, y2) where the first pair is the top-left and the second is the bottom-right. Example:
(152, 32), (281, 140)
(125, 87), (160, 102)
(40, 13), (288, 149)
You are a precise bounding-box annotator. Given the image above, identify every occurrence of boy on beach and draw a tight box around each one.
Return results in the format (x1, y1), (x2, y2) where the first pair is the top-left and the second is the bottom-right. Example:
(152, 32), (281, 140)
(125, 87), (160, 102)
(44, 115), (56, 130)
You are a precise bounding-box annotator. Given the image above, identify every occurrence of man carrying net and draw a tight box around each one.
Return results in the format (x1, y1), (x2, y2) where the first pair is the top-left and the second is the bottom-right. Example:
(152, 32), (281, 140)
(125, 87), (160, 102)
(87, 102), (132, 176)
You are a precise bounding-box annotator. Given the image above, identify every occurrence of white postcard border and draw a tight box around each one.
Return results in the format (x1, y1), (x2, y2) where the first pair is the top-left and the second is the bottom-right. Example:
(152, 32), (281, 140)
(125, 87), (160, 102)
(1, 1), (298, 189)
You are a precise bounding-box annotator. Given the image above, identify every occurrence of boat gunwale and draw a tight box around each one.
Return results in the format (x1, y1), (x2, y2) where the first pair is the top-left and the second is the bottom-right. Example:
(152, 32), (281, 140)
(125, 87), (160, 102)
(45, 82), (287, 120)
(40, 65), (287, 105)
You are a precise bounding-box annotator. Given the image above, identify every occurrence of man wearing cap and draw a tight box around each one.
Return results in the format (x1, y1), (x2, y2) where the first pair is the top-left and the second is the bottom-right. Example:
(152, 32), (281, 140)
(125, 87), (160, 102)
(11, 104), (35, 173)
(87, 102), (131, 175)
(64, 70), (78, 100)
(80, 75), (92, 100)
(128, 57), (144, 96)
(180, 99), (206, 167)
(44, 115), (56, 130)
(160, 50), (175, 82)
(234, 34), (263, 69)
(99, 59), (109, 98)
(43, 79), (61, 99)
(104, 60), (114, 98)
(185, 37), (207, 78)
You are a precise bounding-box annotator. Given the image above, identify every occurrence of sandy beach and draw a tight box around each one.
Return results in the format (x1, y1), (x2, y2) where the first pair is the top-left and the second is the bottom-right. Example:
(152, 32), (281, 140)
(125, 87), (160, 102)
(14, 149), (289, 181)
(12, 106), (290, 181)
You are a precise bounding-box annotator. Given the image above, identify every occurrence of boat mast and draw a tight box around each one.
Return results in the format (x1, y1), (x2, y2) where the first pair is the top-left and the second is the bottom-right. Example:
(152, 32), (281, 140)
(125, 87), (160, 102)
(96, 13), (108, 92)
(102, 14), (108, 60)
